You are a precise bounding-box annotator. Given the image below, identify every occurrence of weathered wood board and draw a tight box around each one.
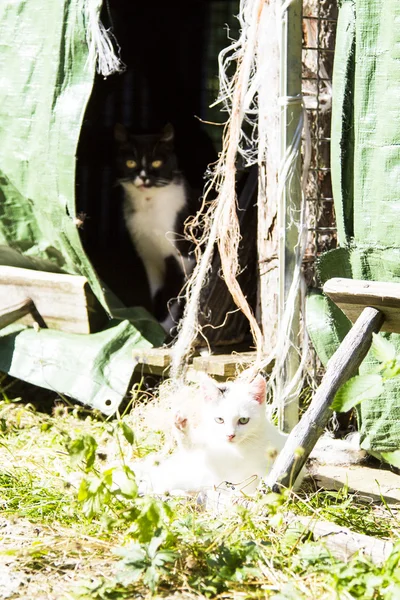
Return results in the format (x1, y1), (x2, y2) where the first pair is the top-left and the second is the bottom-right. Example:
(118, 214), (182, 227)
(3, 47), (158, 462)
(324, 278), (400, 333)
(133, 348), (172, 376)
(0, 266), (106, 334)
(132, 348), (264, 380)
(313, 463), (400, 505)
(192, 352), (259, 378)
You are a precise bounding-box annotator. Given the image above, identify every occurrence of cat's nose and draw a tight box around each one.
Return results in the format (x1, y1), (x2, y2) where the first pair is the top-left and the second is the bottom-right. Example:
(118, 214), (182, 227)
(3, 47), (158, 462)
(227, 433), (236, 442)
(134, 176), (145, 187)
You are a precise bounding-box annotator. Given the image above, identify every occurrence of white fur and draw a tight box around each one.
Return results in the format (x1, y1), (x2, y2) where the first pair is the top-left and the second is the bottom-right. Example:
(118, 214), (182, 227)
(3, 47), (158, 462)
(310, 432), (366, 466)
(122, 181), (191, 298)
(135, 375), (290, 495)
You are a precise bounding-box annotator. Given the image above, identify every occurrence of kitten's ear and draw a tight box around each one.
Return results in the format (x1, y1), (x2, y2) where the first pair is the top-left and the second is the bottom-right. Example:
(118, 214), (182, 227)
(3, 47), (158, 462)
(114, 123), (128, 143)
(249, 374), (266, 404)
(160, 123), (174, 143)
(197, 373), (220, 402)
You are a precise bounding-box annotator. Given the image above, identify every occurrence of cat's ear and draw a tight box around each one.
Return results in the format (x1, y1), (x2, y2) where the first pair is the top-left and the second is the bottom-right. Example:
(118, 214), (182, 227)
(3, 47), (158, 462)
(160, 123), (174, 143)
(197, 373), (220, 402)
(249, 374), (266, 404)
(114, 123), (128, 143)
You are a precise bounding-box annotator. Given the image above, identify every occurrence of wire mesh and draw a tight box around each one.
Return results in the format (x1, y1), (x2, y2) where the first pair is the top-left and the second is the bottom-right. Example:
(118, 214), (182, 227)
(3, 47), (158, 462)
(201, 0), (339, 290)
(302, 0), (338, 382)
(302, 0), (338, 289)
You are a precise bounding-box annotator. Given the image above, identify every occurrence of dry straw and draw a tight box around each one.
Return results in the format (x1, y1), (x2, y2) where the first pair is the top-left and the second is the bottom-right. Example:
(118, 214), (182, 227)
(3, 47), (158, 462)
(170, 0), (311, 421)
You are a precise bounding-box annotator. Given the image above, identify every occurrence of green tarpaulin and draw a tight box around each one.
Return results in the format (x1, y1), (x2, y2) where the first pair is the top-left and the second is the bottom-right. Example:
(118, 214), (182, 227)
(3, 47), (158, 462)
(307, 0), (400, 464)
(0, 0), (164, 414)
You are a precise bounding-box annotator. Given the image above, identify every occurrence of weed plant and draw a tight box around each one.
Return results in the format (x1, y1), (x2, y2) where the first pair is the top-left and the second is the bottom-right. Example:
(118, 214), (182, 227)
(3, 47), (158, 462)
(0, 379), (400, 599)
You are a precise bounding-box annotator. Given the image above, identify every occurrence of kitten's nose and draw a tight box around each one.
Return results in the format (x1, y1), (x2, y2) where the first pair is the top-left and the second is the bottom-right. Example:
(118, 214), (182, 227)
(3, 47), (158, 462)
(227, 433), (236, 442)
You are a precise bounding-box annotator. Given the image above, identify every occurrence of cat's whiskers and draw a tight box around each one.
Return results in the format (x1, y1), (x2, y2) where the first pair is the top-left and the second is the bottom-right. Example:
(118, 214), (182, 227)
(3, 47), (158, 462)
(155, 178), (172, 187)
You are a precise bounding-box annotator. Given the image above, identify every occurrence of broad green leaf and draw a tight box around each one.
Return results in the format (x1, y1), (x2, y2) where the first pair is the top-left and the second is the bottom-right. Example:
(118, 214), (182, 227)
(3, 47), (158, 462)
(121, 422), (135, 445)
(382, 361), (400, 381)
(332, 374), (384, 413)
(371, 333), (396, 363)
(113, 468), (138, 499)
(66, 434), (97, 470)
(115, 543), (146, 563)
(77, 478), (89, 502)
(143, 565), (159, 592)
(297, 542), (331, 564)
(148, 534), (164, 558)
(102, 468), (113, 487)
(269, 513), (283, 529)
(83, 435), (98, 470)
(87, 476), (103, 495)
(66, 437), (84, 466)
(116, 566), (144, 586)
(154, 550), (177, 567)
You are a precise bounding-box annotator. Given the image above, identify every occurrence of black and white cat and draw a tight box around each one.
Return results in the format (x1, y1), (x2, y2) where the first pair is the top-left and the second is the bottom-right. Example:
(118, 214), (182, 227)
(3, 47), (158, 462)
(114, 123), (197, 331)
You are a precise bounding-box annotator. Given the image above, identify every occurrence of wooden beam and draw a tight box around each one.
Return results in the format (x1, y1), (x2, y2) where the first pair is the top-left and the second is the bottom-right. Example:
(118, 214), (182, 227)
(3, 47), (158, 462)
(132, 349), (266, 380)
(324, 278), (400, 333)
(265, 306), (384, 491)
(0, 266), (105, 334)
(192, 352), (259, 378)
(133, 348), (172, 376)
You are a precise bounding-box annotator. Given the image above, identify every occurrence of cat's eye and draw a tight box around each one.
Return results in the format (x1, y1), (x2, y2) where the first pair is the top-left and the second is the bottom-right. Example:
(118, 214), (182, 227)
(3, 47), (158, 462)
(215, 417), (224, 424)
(238, 417), (250, 425)
(126, 159), (137, 168)
(151, 159), (163, 168)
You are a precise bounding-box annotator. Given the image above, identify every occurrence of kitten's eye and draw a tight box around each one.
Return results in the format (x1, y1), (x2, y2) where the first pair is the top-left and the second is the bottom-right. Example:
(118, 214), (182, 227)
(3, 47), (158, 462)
(126, 159), (137, 169)
(238, 417), (250, 425)
(151, 159), (163, 168)
(215, 417), (224, 424)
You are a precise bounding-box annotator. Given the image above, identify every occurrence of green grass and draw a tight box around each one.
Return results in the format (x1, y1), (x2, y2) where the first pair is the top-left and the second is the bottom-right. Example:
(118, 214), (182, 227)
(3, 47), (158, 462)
(0, 382), (400, 600)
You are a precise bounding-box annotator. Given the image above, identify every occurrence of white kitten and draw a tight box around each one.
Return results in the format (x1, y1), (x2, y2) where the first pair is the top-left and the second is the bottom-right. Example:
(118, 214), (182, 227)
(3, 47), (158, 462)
(135, 374), (292, 495)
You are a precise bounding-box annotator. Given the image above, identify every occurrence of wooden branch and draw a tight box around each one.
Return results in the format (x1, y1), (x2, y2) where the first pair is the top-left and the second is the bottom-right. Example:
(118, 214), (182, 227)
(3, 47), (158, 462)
(204, 497), (393, 565)
(286, 513), (393, 564)
(265, 306), (384, 491)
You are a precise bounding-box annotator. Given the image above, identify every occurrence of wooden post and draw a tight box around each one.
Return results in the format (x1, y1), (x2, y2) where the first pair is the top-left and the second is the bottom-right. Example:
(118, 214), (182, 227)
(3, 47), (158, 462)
(265, 306), (384, 491)
(257, 0), (303, 431)
(278, 0), (303, 432)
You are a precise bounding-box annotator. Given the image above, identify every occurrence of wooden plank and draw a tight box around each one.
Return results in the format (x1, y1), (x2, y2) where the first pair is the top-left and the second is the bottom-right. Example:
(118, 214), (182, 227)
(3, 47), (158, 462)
(133, 348), (172, 368)
(132, 348), (173, 376)
(313, 464), (400, 505)
(0, 266), (105, 334)
(0, 299), (41, 330)
(324, 278), (400, 333)
(132, 349), (265, 380)
(265, 306), (384, 491)
(192, 352), (259, 378)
